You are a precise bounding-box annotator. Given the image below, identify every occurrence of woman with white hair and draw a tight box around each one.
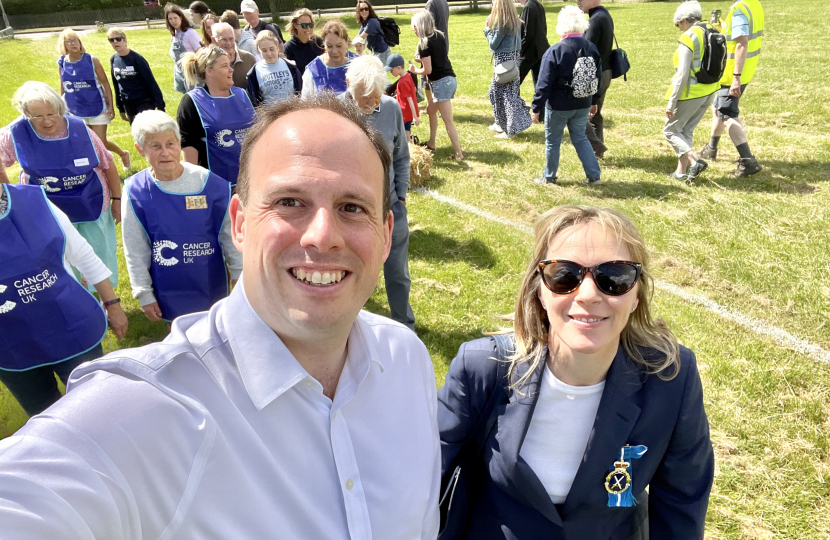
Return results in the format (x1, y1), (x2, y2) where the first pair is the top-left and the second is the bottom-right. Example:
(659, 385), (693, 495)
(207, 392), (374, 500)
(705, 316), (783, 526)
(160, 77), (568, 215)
(409, 10), (463, 159)
(530, 6), (603, 186)
(342, 55), (415, 331)
(123, 110), (242, 322)
(176, 45), (256, 186)
(484, 0), (532, 139)
(0, 81), (122, 290)
(664, 0), (719, 183)
(56, 29), (132, 169)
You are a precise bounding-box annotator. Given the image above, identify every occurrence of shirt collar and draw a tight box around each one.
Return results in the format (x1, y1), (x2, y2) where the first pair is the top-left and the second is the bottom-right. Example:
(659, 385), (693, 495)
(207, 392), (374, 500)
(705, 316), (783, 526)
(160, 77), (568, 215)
(561, 32), (583, 39)
(220, 275), (385, 410)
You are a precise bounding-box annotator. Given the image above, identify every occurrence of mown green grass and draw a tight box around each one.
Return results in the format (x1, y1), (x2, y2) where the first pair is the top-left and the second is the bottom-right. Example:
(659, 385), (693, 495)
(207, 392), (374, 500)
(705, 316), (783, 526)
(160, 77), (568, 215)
(0, 2), (827, 538)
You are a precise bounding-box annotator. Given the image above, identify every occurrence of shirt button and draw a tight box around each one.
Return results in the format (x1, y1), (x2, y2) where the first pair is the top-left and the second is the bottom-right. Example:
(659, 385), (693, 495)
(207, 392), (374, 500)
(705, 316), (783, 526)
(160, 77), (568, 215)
(345, 479), (354, 490)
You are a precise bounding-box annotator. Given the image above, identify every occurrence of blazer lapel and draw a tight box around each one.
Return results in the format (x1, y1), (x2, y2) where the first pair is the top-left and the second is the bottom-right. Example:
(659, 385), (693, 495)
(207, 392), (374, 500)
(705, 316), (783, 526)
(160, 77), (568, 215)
(564, 346), (645, 512)
(491, 352), (564, 527)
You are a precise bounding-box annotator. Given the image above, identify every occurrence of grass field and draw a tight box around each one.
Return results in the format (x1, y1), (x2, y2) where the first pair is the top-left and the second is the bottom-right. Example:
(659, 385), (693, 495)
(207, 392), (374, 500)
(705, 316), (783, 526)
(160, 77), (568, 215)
(0, 1), (827, 537)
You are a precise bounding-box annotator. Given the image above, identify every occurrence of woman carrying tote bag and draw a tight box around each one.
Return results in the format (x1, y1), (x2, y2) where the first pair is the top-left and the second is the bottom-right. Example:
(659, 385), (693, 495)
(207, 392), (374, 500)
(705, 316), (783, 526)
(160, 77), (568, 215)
(484, 0), (532, 139)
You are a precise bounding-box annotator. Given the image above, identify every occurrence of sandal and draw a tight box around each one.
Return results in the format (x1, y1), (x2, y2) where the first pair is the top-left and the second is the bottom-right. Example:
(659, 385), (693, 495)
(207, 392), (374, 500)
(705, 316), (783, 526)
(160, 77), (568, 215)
(417, 141), (435, 151)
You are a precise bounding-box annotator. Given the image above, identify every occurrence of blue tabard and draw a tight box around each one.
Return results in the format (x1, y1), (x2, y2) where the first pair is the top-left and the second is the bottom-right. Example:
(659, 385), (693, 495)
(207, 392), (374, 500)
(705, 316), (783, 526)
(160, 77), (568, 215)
(58, 53), (106, 118)
(189, 86), (255, 186)
(0, 184), (107, 371)
(307, 52), (359, 95)
(127, 168), (231, 321)
(9, 115), (104, 224)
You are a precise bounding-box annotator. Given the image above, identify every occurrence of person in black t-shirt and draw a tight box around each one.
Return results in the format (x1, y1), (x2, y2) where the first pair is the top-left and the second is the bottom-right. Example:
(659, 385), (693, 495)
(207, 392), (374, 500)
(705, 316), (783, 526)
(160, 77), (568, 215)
(107, 28), (165, 124)
(283, 8), (324, 74)
(578, 0), (614, 158)
(409, 10), (463, 160)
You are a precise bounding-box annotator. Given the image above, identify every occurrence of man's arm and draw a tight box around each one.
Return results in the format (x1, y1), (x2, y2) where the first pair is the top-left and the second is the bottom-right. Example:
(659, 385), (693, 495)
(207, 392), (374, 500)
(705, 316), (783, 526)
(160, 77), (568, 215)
(730, 35), (749, 97)
(136, 53), (166, 111)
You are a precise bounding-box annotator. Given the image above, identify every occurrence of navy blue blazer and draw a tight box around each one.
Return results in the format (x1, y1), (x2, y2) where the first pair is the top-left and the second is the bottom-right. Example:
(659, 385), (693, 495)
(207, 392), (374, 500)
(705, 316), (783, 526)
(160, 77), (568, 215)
(438, 336), (714, 539)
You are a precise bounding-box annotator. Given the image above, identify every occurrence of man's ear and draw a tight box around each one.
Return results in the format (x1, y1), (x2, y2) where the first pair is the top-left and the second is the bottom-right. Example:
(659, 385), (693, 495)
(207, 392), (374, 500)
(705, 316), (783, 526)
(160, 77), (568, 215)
(380, 209), (394, 263)
(229, 194), (246, 253)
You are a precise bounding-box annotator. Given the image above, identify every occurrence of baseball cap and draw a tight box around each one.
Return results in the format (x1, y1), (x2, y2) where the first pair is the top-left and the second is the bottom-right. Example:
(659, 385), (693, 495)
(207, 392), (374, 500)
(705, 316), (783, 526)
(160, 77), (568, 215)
(240, 0), (258, 13)
(351, 36), (365, 45)
(384, 53), (405, 71)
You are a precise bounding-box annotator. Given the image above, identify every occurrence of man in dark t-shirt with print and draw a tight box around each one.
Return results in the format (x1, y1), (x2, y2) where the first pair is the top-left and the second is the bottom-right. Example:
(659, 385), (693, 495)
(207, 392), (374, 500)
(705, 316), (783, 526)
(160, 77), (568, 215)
(107, 28), (165, 124)
(579, 0), (613, 158)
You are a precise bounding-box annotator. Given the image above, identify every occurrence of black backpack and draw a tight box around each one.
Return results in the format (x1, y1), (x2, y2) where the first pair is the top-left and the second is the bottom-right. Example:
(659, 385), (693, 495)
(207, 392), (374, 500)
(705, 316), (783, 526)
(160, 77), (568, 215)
(694, 22), (727, 84)
(378, 17), (400, 47)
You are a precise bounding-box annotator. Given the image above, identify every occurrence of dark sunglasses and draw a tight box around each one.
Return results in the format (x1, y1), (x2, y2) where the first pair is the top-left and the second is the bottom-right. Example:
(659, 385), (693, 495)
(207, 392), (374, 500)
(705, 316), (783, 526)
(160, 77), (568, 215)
(108, 36), (124, 43)
(298, 22), (314, 29)
(359, 7), (370, 11)
(538, 259), (642, 296)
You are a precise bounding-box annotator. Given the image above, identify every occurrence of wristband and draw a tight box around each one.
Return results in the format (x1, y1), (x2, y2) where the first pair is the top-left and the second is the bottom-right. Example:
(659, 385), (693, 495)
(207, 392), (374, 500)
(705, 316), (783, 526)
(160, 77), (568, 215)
(111, 197), (121, 200)
(103, 297), (121, 307)
(733, 73), (742, 77)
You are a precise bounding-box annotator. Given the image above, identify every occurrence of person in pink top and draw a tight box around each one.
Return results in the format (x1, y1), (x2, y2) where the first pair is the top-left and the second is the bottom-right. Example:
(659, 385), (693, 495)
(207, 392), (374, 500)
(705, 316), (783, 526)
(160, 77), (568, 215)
(0, 82), (121, 289)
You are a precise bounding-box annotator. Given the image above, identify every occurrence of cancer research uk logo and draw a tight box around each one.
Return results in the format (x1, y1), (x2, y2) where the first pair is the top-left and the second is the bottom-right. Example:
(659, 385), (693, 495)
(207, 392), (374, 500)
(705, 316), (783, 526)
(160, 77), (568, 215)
(39, 176), (60, 193)
(214, 127), (250, 148)
(0, 270), (61, 314)
(153, 240), (215, 266)
(63, 80), (92, 93)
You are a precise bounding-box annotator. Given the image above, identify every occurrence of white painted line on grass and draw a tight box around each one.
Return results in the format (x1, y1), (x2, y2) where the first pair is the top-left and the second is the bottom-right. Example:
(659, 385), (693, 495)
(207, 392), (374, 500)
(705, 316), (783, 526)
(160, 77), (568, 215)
(414, 187), (830, 363)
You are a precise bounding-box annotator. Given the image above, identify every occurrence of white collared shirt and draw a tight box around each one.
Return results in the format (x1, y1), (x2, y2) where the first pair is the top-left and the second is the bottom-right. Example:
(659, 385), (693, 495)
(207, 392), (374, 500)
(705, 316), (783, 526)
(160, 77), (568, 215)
(0, 277), (440, 539)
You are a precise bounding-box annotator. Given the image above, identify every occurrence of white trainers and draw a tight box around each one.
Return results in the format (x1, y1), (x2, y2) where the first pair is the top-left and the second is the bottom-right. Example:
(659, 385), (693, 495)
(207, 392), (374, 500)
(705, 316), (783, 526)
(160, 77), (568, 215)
(494, 132), (511, 139)
(488, 123), (504, 133)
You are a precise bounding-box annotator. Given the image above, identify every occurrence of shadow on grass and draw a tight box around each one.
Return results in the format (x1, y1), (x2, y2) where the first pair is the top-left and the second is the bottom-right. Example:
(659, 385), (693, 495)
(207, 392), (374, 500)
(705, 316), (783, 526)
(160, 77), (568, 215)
(453, 112), (496, 127)
(410, 229), (498, 269)
(462, 148), (522, 165)
(578, 180), (687, 199)
(605, 154), (679, 176)
(417, 325), (488, 377)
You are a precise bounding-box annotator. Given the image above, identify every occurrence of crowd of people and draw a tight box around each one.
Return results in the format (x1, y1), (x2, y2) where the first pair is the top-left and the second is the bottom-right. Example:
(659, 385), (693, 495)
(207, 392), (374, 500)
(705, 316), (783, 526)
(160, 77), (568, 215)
(0, 0), (767, 537)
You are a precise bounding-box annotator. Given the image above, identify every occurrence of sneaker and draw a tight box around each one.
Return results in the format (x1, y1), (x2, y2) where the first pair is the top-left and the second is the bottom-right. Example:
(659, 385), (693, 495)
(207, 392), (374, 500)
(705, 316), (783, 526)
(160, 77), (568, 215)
(700, 144), (718, 161)
(687, 159), (708, 181)
(666, 171), (691, 184)
(585, 177), (602, 185)
(729, 157), (763, 178)
(494, 132), (511, 139)
(488, 123), (504, 133)
(533, 176), (557, 185)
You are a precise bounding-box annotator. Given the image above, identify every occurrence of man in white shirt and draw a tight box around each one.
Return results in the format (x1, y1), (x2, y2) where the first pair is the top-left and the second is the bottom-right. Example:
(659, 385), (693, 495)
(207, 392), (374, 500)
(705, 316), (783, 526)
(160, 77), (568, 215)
(0, 94), (441, 540)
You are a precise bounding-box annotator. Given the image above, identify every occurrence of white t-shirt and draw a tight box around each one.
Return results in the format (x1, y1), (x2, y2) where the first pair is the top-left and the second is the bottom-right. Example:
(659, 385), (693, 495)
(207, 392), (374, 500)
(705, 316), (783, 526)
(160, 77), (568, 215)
(519, 365), (605, 504)
(255, 59), (295, 104)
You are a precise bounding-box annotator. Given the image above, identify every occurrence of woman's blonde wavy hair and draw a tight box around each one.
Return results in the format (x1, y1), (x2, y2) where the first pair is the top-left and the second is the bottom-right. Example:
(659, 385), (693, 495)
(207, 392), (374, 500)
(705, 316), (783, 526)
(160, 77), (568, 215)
(505, 205), (680, 391)
(486, 0), (520, 35)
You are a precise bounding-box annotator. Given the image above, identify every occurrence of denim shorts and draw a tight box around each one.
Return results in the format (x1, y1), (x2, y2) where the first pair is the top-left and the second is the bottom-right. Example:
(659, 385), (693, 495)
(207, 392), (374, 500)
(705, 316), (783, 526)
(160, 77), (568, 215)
(430, 76), (457, 102)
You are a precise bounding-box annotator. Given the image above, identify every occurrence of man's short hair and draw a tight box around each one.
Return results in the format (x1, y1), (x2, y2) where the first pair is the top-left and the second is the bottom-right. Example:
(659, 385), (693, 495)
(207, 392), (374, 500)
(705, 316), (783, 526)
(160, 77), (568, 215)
(220, 10), (241, 29)
(236, 94), (392, 220)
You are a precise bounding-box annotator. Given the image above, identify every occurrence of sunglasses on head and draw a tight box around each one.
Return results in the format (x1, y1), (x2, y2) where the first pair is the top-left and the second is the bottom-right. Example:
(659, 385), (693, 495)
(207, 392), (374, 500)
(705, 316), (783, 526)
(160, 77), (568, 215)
(298, 22), (314, 28)
(538, 260), (642, 296)
(108, 36), (124, 42)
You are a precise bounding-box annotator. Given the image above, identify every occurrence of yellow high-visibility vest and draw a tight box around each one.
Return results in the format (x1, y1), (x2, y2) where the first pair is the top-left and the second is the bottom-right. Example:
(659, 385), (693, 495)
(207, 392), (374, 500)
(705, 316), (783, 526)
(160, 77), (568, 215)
(665, 24), (720, 101)
(720, 0), (765, 86)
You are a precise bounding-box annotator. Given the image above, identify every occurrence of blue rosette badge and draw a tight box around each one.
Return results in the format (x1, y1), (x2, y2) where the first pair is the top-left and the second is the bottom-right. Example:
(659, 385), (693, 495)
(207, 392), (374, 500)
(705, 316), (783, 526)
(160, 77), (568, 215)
(605, 445), (648, 507)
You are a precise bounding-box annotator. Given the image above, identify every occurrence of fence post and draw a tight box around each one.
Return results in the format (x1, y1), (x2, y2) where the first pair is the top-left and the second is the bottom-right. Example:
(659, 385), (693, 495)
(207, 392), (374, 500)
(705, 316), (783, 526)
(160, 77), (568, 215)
(317, 9), (321, 18)
(269, 0), (278, 23)
(395, 5), (399, 14)
(146, 17), (150, 29)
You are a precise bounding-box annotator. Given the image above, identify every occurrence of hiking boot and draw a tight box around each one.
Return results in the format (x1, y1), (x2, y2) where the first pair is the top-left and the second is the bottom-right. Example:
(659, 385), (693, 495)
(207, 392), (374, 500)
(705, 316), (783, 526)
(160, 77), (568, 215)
(687, 159), (708, 181)
(593, 141), (608, 159)
(533, 176), (557, 185)
(585, 177), (602, 186)
(730, 157), (763, 178)
(700, 144), (718, 161)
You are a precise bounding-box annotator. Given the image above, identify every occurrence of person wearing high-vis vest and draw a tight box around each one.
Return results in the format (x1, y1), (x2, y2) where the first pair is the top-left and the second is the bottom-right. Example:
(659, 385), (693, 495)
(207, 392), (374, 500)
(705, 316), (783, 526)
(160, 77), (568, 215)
(0, 184), (127, 417)
(0, 82), (122, 292)
(123, 110), (242, 323)
(700, 0), (764, 177)
(664, 1), (719, 183)
(176, 46), (257, 187)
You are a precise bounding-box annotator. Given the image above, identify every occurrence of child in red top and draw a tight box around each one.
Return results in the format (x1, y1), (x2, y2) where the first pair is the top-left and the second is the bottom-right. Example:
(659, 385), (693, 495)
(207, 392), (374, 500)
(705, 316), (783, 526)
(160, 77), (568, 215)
(385, 53), (420, 140)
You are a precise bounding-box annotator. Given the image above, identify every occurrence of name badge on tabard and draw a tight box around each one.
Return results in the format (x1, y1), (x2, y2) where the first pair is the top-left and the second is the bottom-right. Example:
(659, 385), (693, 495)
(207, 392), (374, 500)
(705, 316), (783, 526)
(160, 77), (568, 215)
(185, 195), (207, 210)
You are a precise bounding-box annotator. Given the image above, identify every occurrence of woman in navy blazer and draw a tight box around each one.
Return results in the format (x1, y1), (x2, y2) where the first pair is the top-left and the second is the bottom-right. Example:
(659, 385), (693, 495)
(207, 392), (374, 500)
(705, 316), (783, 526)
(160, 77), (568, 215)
(438, 205), (714, 539)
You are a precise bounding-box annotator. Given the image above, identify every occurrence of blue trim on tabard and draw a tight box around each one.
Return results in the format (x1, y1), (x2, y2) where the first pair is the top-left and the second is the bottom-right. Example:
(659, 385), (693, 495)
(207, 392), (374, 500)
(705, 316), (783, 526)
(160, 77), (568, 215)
(0, 183), (10, 220)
